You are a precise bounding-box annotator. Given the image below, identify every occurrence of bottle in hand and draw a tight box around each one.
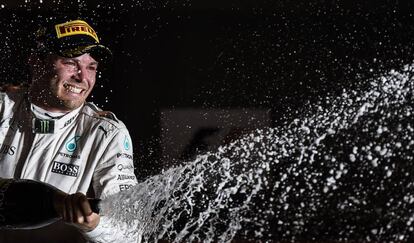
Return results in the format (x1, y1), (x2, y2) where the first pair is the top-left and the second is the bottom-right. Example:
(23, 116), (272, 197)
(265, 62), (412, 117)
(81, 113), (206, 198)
(0, 178), (100, 229)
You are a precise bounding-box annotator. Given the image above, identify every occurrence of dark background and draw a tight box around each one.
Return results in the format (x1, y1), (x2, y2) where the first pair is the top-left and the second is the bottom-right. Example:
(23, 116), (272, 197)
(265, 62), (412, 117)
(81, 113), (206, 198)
(1, 0), (414, 180)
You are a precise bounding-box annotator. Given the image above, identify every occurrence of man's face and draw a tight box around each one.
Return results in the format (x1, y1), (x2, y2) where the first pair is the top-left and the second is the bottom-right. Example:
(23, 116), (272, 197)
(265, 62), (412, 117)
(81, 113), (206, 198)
(32, 53), (98, 112)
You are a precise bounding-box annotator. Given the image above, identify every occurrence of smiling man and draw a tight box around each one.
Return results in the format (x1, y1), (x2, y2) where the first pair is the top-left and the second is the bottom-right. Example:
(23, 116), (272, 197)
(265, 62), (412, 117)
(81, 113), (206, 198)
(30, 54), (98, 112)
(0, 17), (138, 242)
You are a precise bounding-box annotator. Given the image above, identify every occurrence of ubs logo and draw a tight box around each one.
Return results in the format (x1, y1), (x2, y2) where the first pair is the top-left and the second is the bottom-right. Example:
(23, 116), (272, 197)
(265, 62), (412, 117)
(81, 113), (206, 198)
(51, 161), (79, 177)
(0, 144), (16, 156)
(66, 136), (81, 152)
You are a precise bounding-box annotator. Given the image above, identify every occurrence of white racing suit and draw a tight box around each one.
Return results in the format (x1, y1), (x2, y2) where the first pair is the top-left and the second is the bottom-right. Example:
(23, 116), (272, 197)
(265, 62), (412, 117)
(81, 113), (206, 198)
(0, 89), (138, 243)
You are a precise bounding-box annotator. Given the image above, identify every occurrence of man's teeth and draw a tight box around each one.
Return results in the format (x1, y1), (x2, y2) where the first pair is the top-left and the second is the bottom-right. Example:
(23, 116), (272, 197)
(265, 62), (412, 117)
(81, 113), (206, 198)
(64, 84), (82, 94)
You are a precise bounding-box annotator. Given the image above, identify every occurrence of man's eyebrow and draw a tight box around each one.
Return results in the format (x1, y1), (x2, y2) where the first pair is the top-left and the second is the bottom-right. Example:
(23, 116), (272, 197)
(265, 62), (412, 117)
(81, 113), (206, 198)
(60, 57), (99, 67)
(61, 57), (75, 62)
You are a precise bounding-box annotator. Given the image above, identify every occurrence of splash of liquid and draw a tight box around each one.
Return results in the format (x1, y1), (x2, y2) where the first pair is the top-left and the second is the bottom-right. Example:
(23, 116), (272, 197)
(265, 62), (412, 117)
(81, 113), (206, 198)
(100, 63), (414, 242)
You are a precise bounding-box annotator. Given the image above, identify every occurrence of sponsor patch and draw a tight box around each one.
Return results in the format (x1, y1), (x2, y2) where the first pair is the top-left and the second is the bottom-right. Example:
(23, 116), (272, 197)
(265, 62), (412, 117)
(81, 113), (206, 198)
(0, 144), (15, 156)
(98, 126), (108, 137)
(117, 174), (136, 181)
(63, 116), (76, 128)
(57, 152), (80, 160)
(117, 163), (134, 172)
(32, 118), (55, 133)
(51, 161), (79, 177)
(123, 136), (130, 151)
(65, 136), (81, 152)
(55, 20), (99, 43)
(116, 153), (133, 160)
(119, 184), (133, 191)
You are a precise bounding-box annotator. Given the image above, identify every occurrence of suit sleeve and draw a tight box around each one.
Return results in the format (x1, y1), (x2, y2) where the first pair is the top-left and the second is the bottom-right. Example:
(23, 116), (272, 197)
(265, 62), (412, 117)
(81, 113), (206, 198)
(84, 127), (139, 242)
(91, 127), (137, 199)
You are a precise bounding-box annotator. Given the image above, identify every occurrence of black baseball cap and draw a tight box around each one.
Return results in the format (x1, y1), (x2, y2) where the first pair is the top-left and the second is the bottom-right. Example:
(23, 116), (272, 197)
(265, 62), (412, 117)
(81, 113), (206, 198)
(35, 18), (112, 64)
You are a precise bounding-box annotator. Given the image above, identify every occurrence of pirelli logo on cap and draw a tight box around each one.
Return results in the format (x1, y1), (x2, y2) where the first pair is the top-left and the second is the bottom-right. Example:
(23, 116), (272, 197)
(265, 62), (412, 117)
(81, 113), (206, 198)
(55, 20), (99, 43)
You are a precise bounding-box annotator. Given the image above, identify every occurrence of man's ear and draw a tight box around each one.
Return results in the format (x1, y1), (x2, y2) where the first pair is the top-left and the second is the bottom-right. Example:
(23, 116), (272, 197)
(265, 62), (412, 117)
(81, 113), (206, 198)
(28, 53), (42, 72)
(28, 53), (39, 79)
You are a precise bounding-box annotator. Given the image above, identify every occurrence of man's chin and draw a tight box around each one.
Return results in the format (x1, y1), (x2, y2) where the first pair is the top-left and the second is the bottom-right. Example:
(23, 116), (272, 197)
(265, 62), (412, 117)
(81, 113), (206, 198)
(59, 100), (84, 112)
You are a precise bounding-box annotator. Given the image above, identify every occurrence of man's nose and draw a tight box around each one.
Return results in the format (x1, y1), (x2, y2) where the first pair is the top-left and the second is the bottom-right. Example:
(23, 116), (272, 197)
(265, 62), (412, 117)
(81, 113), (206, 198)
(73, 68), (87, 82)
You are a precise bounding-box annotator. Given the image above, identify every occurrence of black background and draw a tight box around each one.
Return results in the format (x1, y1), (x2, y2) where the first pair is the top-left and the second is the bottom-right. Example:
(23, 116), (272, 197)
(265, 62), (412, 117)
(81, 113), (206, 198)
(1, 0), (414, 180)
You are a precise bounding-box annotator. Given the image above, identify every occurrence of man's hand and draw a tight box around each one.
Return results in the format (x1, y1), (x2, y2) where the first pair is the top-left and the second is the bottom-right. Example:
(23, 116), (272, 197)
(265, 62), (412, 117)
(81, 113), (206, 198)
(53, 191), (100, 232)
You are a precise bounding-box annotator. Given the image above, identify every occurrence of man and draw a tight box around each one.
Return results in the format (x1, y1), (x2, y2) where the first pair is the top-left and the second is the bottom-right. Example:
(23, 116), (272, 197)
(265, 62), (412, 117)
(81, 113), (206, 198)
(0, 16), (138, 242)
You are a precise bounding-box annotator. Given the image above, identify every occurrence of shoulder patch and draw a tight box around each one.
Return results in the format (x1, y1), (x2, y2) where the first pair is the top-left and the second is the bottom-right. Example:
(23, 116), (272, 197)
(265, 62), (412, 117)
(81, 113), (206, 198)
(84, 103), (119, 122)
(97, 111), (118, 122)
(82, 102), (127, 129)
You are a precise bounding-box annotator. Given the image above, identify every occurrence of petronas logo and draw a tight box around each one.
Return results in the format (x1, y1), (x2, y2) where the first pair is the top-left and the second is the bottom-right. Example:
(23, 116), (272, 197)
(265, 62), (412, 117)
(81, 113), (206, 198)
(66, 136), (81, 152)
(124, 136), (130, 151)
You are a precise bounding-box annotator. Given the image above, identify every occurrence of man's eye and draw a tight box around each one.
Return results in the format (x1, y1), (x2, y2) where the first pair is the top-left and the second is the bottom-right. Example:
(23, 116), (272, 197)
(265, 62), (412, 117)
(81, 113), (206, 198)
(88, 66), (98, 71)
(63, 61), (76, 66)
